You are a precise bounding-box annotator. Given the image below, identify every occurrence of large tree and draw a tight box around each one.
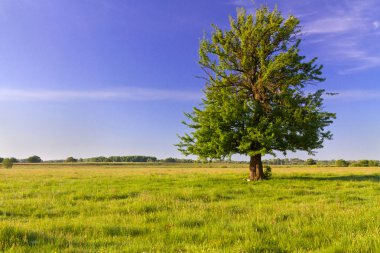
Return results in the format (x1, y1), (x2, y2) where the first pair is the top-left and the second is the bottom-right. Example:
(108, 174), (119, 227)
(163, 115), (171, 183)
(177, 6), (335, 180)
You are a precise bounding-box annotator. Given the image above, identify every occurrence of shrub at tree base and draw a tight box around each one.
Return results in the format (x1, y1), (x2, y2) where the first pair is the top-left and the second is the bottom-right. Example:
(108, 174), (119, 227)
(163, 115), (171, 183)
(263, 166), (272, 180)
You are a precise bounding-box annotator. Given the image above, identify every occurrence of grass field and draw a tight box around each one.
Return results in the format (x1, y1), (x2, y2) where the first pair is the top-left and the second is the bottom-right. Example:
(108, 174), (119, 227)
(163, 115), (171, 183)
(1, 164), (380, 252)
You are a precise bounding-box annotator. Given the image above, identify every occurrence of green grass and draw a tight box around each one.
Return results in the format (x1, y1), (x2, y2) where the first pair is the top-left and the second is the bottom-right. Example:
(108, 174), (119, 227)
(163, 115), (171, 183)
(1, 165), (380, 252)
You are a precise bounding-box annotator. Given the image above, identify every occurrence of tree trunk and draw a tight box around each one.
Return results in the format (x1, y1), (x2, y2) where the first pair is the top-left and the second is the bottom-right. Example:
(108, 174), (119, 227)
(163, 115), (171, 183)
(249, 154), (264, 181)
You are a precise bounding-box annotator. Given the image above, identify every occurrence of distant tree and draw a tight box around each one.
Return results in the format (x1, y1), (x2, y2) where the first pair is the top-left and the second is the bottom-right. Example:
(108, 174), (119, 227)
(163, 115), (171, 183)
(358, 160), (369, 167)
(2, 158), (13, 168)
(164, 157), (176, 163)
(290, 158), (305, 165)
(99, 156), (108, 162)
(0, 157), (3, 163)
(316, 160), (334, 166)
(27, 155), (42, 163)
(9, 157), (19, 163)
(90, 156), (107, 162)
(305, 158), (316, 165)
(83, 156), (158, 163)
(109, 156), (122, 162)
(146, 158), (156, 163)
(177, 6), (335, 180)
(349, 160), (370, 167)
(335, 159), (349, 167)
(368, 160), (379, 167)
(65, 157), (77, 163)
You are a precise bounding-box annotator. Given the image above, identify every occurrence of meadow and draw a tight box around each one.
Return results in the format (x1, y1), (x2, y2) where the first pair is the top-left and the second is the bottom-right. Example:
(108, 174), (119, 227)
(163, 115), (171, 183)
(1, 164), (380, 252)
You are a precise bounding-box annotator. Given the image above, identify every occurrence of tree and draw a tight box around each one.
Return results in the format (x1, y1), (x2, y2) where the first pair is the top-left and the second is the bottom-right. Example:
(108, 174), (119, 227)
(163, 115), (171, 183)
(66, 157), (78, 163)
(177, 6), (335, 181)
(335, 159), (349, 167)
(9, 157), (19, 163)
(27, 155), (42, 163)
(305, 158), (316, 165)
(359, 160), (369, 167)
(2, 158), (13, 169)
(164, 157), (176, 163)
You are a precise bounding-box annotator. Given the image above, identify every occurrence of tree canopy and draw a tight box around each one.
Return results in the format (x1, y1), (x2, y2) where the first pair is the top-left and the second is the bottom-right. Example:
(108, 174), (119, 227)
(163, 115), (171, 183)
(26, 155), (42, 163)
(65, 157), (78, 163)
(2, 158), (14, 169)
(177, 6), (335, 180)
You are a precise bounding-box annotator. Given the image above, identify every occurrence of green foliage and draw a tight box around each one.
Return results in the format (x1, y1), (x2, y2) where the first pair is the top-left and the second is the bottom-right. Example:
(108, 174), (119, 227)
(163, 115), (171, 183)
(263, 165), (272, 179)
(264, 158), (309, 165)
(306, 158), (317, 165)
(27, 155), (42, 163)
(9, 157), (19, 163)
(335, 159), (349, 167)
(83, 156), (157, 163)
(2, 158), (13, 169)
(350, 160), (368, 167)
(164, 157), (176, 163)
(349, 160), (379, 167)
(177, 5), (335, 161)
(65, 157), (77, 163)
(160, 158), (195, 163)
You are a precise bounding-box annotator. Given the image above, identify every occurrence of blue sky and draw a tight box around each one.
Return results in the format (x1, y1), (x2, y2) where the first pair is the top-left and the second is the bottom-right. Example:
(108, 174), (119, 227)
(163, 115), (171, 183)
(0, 0), (379, 160)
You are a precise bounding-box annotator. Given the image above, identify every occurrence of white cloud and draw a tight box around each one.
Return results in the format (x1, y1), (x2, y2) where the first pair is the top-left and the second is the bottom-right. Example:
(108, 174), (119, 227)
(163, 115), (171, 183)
(231, 0), (380, 73)
(298, 0), (380, 73)
(230, 0), (247, 6)
(303, 18), (362, 34)
(224, 1), (380, 73)
(0, 87), (202, 102)
(373, 21), (380, 29)
(333, 47), (380, 74)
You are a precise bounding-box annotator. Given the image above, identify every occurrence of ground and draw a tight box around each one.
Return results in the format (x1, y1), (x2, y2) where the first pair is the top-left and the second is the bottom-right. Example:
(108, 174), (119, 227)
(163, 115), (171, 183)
(1, 163), (380, 252)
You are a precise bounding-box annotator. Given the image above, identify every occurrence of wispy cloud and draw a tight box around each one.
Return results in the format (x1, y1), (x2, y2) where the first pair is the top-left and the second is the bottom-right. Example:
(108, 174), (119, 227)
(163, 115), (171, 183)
(3, 87), (376, 103)
(373, 21), (380, 30)
(0, 87), (202, 102)
(230, 0), (380, 73)
(333, 46), (380, 74)
(299, 0), (380, 73)
(303, 18), (363, 34)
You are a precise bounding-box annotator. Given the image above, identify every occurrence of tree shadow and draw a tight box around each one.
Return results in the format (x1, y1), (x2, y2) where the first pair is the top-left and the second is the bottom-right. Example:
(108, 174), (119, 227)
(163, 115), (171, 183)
(280, 174), (380, 182)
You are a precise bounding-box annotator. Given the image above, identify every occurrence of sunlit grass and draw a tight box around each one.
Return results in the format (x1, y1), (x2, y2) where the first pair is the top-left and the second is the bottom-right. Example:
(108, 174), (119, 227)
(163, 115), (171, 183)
(1, 164), (380, 252)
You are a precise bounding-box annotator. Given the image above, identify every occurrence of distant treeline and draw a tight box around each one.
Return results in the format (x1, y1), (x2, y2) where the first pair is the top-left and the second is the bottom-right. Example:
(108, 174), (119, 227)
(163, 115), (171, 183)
(263, 158), (380, 167)
(22, 156), (194, 163)
(77, 156), (194, 163)
(0, 156), (195, 164)
(1, 156), (379, 167)
(0, 155), (42, 164)
(82, 156), (157, 163)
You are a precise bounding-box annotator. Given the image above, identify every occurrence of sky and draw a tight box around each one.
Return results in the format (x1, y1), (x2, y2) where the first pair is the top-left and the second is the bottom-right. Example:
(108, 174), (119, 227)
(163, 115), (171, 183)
(0, 0), (379, 161)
